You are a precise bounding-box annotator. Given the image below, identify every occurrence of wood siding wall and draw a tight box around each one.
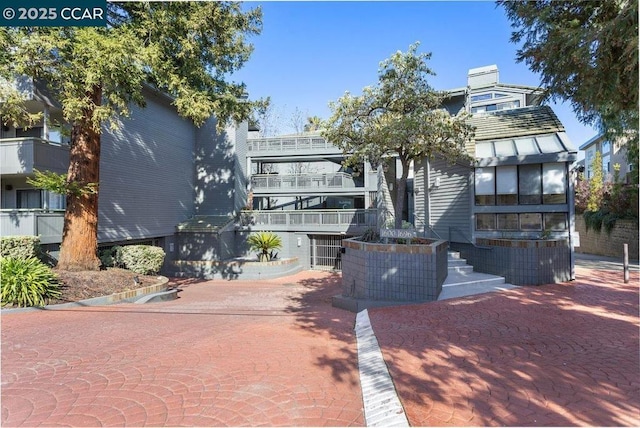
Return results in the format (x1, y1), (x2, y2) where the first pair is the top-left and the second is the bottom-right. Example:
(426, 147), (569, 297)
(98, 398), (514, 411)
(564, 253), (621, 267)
(415, 158), (472, 242)
(98, 92), (196, 243)
(194, 119), (248, 216)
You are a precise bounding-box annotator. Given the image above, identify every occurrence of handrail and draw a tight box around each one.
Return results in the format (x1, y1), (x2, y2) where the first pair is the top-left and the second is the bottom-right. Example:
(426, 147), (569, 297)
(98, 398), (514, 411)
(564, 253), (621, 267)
(425, 225), (444, 240)
(449, 226), (493, 250)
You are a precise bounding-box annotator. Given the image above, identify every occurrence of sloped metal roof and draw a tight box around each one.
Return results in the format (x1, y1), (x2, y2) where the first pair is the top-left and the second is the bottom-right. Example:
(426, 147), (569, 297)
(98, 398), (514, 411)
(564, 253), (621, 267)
(468, 105), (565, 142)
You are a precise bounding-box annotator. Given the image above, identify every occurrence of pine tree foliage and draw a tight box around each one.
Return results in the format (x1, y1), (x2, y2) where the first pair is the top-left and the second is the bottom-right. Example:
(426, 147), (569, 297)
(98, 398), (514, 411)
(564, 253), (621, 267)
(498, 0), (639, 170)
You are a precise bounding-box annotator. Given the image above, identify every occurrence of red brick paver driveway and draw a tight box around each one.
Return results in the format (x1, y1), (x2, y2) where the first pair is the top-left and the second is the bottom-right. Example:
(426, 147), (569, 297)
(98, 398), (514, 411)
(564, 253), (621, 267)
(1, 271), (364, 427)
(369, 267), (640, 426)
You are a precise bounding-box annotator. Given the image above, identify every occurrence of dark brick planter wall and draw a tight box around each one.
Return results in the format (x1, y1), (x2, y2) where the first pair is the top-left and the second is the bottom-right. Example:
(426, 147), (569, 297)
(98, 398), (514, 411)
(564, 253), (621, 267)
(451, 239), (571, 285)
(575, 216), (639, 260)
(341, 238), (448, 302)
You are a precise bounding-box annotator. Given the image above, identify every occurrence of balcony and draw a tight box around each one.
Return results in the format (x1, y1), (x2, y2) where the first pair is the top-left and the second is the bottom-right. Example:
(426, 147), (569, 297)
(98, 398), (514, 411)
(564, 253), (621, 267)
(0, 138), (69, 175)
(251, 172), (358, 194)
(243, 209), (377, 234)
(0, 210), (65, 244)
(247, 135), (343, 159)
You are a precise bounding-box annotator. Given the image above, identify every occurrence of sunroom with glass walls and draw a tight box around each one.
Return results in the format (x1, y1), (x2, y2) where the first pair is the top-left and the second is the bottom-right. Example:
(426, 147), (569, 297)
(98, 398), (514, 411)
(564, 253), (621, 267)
(474, 161), (570, 236)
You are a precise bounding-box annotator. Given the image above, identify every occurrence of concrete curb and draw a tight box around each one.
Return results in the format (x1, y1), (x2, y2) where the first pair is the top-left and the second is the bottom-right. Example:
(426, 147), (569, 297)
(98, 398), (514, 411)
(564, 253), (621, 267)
(2, 276), (171, 313)
(355, 309), (409, 427)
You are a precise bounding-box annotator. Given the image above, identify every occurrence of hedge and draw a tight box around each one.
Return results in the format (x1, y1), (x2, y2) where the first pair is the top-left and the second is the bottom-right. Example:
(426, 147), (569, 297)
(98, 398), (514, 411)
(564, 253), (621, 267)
(0, 236), (41, 260)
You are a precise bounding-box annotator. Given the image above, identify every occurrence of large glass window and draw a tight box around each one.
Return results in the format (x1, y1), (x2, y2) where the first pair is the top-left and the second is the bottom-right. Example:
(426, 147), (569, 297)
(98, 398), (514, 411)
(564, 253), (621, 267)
(475, 167), (495, 205)
(520, 213), (543, 231)
(476, 214), (496, 230)
(544, 213), (567, 231)
(496, 166), (518, 205)
(17, 189), (42, 209)
(519, 164), (542, 204)
(542, 163), (567, 204)
(497, 213), (519, 230)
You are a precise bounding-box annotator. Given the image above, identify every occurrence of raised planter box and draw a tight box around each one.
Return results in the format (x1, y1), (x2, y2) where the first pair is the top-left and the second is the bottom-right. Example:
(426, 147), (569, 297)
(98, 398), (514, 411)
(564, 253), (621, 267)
(169, 257), (302, 280)
(451, 238), (571, 286)
(334, 237), (448, 312)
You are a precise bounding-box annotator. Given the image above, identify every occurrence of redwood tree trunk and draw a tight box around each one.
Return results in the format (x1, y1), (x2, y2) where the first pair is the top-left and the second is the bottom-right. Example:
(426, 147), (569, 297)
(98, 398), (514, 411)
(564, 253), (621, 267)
(57, 87), (102, 271)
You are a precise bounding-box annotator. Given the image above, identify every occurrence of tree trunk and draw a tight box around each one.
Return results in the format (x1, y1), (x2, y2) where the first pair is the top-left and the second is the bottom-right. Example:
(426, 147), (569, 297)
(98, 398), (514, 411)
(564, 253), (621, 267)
(394, 156), (410, 229)
(57, 86), (102, 271)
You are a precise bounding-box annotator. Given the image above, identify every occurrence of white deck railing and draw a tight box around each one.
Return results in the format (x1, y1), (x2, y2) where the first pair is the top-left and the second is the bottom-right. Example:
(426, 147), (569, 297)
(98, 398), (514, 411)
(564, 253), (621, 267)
(243, 209), (377, 231)
(247, 135), (341, 154)
(251, 172), (356, 190)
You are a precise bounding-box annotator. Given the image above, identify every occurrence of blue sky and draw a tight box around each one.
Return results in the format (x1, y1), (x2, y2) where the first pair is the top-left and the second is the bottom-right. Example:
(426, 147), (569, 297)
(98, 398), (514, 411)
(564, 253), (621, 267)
(233, 1), (597, 150)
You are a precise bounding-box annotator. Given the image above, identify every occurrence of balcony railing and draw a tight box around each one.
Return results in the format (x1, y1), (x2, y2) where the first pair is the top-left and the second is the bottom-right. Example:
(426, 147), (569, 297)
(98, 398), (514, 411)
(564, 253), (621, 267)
(247, 135), (343, 156)
(251, 172), (356, 191)
(242, 209), (377, 233)
(0, 137), (69, 175)
(0, 209), (65, 244)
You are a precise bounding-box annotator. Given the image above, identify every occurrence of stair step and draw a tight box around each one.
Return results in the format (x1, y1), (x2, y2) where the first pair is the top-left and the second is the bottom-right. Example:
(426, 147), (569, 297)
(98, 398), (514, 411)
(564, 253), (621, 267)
(449, 265), (474, 273)
(448, 258), (468, 266)
(448, 251), (462, 259)
(443, 270), (505, 287)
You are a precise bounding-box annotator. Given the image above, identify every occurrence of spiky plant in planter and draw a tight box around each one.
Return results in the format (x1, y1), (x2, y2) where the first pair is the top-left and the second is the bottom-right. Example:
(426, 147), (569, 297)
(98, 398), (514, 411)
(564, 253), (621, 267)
(247, 232), (283, 262)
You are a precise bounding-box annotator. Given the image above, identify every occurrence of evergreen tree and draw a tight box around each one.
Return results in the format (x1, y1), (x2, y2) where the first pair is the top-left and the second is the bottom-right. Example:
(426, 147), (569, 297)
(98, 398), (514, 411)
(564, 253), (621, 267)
(499, 0), (639, 172)
(323, 43), (474, 229)
(0, 3), (263, 271)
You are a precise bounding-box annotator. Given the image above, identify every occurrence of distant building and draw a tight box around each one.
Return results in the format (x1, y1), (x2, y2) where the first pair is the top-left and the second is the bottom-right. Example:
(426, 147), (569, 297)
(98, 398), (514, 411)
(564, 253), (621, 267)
(579, 133), (633, 182)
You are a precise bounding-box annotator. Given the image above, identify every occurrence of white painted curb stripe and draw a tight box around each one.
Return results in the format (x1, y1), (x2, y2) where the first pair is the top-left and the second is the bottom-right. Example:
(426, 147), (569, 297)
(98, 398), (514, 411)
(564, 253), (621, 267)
(355, 309), (409, 427)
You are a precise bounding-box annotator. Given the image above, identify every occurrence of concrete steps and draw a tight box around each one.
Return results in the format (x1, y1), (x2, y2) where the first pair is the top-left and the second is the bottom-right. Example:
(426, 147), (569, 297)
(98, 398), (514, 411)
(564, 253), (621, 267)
(439, 252), (516, 300)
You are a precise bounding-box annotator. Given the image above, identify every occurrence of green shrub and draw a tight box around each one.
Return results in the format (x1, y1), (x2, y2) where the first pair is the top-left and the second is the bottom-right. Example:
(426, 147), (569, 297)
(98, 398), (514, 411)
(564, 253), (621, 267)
(1, 257), (61, 307)
(99, 245), (123, 268)
(247, 231), (282, 261)
(0, 236), (41, 260)
(120, 245), (165, 275)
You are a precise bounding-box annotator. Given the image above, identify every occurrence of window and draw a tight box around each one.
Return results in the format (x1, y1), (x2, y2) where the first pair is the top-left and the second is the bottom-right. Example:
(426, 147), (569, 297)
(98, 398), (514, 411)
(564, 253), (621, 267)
(602, 155), (611, 174)
(514, 138), (538, 155)
(476, 214), (496, 230)
(475, 142), (494, 158)
(470, 93), (492, 102)
(46, 192), (66, 210)
(477, 213), (567, 233)
(520, 213), (543, 231)
(542, 163), (567, 204)
(536, 135), (563, 153)
(602, 140), (611, 154)
(17, 189), (42, 209)
(475, 167), (495, 205)
(497, 214), (519, 230)
(16, 127), (43, 138)
(519, 164), (542, 204)
(494, 140), (516, 157)
(496, 166), (517, 205)
(544, 213), (567, 231)
(496, 100), (520, 110)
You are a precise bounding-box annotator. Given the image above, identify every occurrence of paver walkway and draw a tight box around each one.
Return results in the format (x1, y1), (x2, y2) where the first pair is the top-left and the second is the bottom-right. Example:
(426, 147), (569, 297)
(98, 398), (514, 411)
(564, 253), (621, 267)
(1, 271), (364, 427)
(3, 258), (639, 427)
(368, 266), (640, 426)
